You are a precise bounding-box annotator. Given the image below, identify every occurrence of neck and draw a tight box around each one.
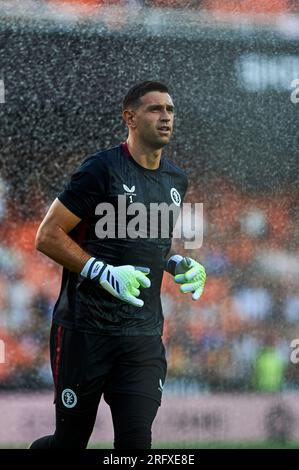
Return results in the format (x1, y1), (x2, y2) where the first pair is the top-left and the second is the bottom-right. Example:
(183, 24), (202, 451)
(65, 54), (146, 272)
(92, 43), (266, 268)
(126, 136), (162, 170)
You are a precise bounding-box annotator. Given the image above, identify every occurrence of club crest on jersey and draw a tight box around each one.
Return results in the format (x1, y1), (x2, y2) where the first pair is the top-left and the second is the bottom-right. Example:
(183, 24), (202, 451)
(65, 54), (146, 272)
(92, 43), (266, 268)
(123, 183), (136, 203)
(170, 187), (181, 206)
(62, 388), (77, 408)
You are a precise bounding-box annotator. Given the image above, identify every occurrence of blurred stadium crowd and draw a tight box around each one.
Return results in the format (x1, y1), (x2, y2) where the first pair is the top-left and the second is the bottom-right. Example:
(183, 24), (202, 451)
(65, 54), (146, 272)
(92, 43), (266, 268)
(42, 0), (299, 12)
(29, 0), (299, 13)
(2, 0), (299, 16)
(1, 175), (299, 393)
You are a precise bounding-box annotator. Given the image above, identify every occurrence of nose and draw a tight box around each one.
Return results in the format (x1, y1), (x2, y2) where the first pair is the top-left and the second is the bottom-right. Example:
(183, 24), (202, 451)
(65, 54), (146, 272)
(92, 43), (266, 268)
(160, 109), (171, 121)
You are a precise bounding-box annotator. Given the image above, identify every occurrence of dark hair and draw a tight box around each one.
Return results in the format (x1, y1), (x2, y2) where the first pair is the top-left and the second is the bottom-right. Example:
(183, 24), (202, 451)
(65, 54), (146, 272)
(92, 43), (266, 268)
(122, 81), (169, 110)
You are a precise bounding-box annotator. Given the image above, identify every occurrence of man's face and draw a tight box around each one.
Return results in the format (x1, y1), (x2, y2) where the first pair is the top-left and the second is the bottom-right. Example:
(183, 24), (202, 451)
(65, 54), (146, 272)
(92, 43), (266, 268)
(129, 91), (175, 149)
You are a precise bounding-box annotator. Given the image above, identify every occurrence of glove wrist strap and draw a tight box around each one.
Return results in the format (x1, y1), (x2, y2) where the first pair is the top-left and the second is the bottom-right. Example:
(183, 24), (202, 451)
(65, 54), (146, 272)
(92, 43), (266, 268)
(166, 254), (183, 276)
(81, 257), (107, 281)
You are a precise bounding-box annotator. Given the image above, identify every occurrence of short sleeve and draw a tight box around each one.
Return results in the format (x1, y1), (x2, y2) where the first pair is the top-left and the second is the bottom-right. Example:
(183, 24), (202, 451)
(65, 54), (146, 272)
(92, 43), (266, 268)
(58, 155), (107, 219)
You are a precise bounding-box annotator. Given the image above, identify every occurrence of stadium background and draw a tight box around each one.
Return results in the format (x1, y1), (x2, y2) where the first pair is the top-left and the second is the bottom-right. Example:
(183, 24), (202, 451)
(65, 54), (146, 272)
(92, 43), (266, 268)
(1, 0), (299, 448)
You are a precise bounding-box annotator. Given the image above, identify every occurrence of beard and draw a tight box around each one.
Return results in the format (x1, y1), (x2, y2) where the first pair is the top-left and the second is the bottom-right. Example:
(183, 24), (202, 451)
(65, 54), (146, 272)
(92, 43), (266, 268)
(141, 128), (172, 150)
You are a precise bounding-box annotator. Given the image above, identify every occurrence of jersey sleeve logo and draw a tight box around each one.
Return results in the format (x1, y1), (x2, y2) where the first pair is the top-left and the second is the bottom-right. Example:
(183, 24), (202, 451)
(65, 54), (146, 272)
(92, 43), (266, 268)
(170, 187), (181, 206)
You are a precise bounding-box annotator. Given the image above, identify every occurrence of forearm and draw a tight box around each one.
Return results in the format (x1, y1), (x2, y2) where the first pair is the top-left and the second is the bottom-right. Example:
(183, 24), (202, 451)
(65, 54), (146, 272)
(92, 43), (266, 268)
(36, 225), (90, 273)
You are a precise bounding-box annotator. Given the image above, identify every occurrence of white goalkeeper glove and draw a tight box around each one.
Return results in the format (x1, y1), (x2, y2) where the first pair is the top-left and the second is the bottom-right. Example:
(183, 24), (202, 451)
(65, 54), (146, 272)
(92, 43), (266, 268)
(166, 255), (206, 301)
(81, 257), (151, 308)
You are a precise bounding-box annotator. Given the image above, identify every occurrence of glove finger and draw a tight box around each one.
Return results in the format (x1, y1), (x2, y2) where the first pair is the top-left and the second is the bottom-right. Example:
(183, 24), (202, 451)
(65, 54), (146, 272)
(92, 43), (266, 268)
(134, 266), (150, 274)
(125, 293), (144, 308)
(174, 273), (186, 284)
(180, 282), (197, 293)
(192, 287), (204, 301)
(131, 287), (140, 297)
(135, 271), (151, 288)
(185, 266), (203, 281)
(132, 277), (140, 289)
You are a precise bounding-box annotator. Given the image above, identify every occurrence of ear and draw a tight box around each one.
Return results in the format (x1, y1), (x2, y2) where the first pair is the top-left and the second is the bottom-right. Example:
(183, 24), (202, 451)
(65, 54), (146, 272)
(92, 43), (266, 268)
(123, 109), (137, 128)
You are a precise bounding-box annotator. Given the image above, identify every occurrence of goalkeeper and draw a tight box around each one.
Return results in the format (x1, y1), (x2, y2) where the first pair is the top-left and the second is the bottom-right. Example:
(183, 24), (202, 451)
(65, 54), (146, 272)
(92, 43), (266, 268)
(29, 81), (206, 450)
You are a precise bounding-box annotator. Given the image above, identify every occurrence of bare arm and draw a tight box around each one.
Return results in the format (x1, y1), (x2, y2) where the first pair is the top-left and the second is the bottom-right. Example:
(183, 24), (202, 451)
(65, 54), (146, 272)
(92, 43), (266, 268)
(35, 198), (91, 273)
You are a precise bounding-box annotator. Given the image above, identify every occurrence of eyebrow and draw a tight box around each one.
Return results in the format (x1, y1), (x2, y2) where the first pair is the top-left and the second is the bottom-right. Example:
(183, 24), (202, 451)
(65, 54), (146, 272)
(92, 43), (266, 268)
(146, 104), (175, 111)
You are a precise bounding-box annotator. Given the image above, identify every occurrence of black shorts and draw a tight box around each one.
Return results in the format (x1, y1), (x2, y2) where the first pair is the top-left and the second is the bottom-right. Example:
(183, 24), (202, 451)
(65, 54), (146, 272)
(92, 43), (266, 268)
(50, 324), (167, 414)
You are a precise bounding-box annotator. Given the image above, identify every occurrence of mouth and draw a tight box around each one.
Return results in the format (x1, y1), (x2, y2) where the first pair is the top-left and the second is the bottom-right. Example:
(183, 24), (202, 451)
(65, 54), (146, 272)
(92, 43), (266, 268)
(157, 126), (171, 134)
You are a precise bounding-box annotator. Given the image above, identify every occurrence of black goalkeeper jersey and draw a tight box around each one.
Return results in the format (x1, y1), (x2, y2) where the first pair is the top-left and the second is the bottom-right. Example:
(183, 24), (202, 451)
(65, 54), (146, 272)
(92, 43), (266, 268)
(53, 143), (188, 335)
